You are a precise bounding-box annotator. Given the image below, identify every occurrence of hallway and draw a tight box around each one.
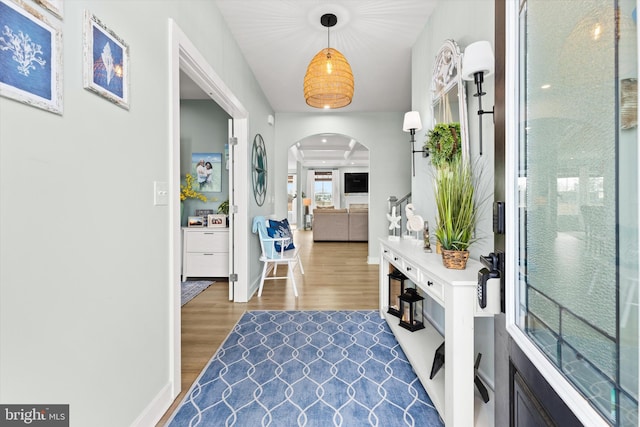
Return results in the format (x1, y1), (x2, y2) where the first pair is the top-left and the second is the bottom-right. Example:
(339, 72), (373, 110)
(158, 230), (379, 424)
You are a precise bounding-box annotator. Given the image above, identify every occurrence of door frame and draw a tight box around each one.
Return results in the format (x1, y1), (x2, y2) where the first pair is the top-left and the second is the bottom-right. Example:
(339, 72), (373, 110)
(503, 1), (613, 425)
(168, 19), (250, 399)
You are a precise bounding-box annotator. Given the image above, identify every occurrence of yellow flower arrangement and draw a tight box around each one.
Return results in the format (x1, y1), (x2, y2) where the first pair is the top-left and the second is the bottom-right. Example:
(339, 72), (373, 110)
(180, 173), (207, 202)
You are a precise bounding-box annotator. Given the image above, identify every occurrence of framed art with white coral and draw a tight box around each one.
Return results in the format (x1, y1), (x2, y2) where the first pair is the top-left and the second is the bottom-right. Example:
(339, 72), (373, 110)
(83, 10), (130, 110)
(0, 0), (63, 114)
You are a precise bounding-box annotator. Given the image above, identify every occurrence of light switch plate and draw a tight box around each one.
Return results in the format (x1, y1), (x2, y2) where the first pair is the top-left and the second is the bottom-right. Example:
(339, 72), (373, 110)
(154, 181), (168, 206)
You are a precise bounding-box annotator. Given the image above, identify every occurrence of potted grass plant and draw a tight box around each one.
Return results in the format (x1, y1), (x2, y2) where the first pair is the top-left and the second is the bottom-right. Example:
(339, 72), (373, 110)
(433, 157), (477, 269)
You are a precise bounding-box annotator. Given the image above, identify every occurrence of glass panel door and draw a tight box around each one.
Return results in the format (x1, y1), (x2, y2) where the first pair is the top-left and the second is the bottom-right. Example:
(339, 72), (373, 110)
(515, 0), (638, 424)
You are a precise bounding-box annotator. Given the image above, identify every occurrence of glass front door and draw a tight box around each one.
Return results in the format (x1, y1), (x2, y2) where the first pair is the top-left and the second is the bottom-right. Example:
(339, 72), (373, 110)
(510, 0), (638, 424)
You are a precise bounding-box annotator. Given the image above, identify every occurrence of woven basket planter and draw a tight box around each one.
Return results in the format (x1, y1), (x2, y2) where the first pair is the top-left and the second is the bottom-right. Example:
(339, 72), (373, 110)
(441, 249), (469, 270)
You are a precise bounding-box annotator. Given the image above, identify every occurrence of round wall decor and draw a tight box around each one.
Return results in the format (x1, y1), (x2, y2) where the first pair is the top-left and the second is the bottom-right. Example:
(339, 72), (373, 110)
(251, 133), (267, 206)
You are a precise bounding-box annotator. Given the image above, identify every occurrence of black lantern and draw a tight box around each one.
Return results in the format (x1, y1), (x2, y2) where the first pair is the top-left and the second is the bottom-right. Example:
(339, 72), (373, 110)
(399, 288), (425, 332)
(387, 269), (408, 318)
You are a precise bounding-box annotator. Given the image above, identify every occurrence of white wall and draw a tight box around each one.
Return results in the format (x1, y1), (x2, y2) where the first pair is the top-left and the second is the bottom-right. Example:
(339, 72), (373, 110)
(275, 112), (411, 261)
(0, 1), (273, 425)
(410, 0), (496, 385)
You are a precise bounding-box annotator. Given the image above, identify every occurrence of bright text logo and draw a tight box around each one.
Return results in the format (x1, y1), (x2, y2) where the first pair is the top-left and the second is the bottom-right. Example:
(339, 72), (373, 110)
(0, 405), (68, 426)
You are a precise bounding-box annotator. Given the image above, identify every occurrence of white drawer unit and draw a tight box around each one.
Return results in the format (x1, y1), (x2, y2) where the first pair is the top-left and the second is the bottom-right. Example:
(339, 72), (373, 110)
(182, 228), (229, 281)
(421, 271), (444, 306)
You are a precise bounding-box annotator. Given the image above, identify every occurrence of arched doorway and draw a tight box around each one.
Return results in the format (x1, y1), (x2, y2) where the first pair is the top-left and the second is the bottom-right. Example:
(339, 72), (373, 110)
(287, 133), (370, 230)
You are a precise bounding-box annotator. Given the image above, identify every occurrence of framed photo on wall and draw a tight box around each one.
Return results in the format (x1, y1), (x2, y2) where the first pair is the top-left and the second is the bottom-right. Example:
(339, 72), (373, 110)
(83, 10), (130, 109)
(191, 152), (222, 193)
(0, 0), (63, 114)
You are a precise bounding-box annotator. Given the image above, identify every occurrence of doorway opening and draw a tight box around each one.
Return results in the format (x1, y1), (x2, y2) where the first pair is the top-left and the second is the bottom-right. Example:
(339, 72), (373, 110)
(287, 133), (370, 234)
(169, 19), (250, 400)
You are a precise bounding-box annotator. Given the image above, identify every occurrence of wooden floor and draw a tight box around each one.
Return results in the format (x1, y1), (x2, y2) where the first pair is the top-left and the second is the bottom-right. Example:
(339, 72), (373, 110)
(156, 229), (379, 425)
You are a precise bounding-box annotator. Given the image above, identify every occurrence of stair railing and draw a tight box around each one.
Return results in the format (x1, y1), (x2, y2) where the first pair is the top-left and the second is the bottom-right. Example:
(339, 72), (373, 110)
(387, 193), (411, 238)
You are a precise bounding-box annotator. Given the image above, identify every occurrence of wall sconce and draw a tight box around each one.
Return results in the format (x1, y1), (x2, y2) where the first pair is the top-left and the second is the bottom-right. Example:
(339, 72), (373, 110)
(462, 41), (495, 156)
(403, 111), (427, 176)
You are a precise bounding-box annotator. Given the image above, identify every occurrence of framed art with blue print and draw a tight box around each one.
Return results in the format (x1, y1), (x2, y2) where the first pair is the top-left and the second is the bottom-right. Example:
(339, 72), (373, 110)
(0, 0), (63, 114)
(83, 10), (129, 110)
(267, 218), (295, 252)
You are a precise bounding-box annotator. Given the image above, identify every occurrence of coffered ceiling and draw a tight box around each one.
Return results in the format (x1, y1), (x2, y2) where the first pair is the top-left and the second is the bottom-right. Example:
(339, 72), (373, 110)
(289, 133), (369, 170)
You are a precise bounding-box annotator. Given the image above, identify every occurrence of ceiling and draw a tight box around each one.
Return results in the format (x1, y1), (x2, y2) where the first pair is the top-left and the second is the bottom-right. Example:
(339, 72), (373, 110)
(289, 133), (368, 169)
(180, 0), (438, 169)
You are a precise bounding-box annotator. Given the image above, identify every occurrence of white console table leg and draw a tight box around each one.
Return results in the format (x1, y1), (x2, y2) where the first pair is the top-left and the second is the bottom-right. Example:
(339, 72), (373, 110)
(445, 283), (476, 427)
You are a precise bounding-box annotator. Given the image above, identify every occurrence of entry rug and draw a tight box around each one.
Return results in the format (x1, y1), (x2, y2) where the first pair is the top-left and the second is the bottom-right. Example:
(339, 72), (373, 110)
(181, 281), (214, 306)
(166, 310), (443, 426)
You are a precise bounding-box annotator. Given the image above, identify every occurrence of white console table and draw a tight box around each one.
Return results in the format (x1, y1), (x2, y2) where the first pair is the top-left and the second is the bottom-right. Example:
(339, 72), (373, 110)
(182, 228), (229, 281)
(379, 238), (497, 427)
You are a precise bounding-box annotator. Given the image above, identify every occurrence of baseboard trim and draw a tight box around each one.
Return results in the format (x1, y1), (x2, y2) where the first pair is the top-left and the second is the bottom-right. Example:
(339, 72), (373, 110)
(248, 275), (260, 300)
(131, 382), (174, 427)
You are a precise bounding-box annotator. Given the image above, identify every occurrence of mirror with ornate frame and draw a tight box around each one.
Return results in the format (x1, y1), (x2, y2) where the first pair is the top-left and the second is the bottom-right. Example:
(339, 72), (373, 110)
(431, 39), (469, 161)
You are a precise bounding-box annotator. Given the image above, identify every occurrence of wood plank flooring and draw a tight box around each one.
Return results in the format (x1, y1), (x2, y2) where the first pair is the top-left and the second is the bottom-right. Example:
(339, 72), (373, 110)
(156, 229), (379, 425)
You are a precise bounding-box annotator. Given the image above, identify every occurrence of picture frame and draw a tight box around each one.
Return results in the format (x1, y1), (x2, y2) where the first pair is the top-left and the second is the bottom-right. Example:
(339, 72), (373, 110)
(187, 216), (204, 228)
(33, 0), (62, 19)
(191, 152), (222, 192)
(0, 0), (63, 114)
(82, 10), (129, 109)
(195, 209), (214, 217)
(621, 78), (637, 130)
(207, 214), (226, 228)
(195, 209), (214, 226)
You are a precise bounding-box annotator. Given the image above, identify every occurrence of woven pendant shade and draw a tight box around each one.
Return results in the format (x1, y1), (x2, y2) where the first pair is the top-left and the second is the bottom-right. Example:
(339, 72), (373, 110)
(303, 49), (354, 109)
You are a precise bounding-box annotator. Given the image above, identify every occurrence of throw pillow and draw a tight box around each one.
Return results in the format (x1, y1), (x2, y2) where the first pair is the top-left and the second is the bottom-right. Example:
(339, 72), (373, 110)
(266, 218), (295, 252)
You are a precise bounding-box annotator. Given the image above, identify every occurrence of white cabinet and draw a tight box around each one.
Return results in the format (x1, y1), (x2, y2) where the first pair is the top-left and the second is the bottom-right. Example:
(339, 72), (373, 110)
(182, 228), (229, 281)
(379, 238), (497, 427)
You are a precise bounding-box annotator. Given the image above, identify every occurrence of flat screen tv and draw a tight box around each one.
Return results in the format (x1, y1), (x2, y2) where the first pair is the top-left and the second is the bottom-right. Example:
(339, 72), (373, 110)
(344, 172), (368, 194)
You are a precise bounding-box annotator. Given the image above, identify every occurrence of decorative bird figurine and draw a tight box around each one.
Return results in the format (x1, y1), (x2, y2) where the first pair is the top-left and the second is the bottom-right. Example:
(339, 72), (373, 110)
(405, 204), (424, 234)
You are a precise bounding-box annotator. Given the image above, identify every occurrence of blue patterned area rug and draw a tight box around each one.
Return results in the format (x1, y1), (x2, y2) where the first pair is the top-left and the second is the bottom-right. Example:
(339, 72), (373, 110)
(166, 310), (443, 426)
(181, 281), (214, 306)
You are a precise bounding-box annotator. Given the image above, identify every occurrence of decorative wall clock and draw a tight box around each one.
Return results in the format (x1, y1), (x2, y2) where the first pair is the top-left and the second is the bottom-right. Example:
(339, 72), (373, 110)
(251, 133), (267, 206)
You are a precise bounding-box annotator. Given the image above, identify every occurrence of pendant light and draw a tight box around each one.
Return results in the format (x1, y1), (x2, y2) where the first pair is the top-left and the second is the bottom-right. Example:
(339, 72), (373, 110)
(303, 13), (354, 109)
